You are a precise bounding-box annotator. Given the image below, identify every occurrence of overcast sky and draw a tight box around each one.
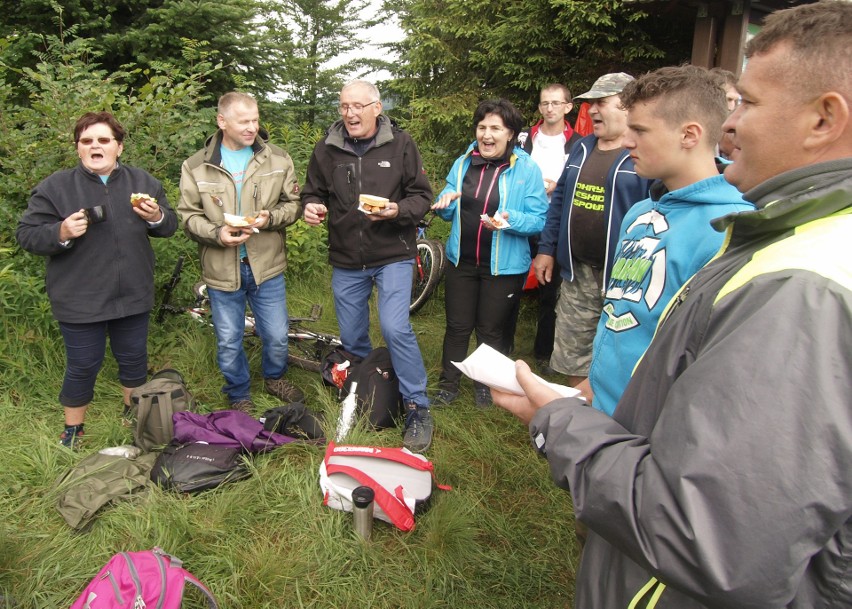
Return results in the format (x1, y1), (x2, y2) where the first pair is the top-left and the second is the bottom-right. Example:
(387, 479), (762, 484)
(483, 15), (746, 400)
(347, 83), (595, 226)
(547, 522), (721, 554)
(330, 1), (405, 82)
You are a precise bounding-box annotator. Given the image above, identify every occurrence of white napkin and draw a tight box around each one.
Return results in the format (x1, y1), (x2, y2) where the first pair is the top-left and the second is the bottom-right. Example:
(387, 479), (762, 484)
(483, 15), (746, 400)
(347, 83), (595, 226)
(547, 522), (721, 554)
(452, 343), (579, 398)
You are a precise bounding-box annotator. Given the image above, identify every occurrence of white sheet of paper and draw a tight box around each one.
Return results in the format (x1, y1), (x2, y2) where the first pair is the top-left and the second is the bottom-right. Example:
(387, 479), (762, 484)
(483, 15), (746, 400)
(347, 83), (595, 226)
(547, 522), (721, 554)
(452, 343), (580, 398)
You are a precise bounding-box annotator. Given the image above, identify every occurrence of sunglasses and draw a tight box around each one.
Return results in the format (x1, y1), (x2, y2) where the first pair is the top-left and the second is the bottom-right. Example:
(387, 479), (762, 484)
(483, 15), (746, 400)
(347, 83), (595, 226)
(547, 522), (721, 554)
(78, 137), (117, 146)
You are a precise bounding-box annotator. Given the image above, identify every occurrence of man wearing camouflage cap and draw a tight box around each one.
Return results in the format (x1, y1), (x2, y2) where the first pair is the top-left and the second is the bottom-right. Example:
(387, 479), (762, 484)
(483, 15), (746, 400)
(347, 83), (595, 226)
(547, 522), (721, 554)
(534, 72), (652, 389)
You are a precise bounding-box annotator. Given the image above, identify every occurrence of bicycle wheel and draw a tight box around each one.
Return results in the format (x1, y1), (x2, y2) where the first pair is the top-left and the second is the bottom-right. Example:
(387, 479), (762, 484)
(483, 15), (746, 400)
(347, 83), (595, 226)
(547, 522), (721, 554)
(432, 239), (448, 274)
(288, 327), (343, 373)
(410, 239), (443, 314)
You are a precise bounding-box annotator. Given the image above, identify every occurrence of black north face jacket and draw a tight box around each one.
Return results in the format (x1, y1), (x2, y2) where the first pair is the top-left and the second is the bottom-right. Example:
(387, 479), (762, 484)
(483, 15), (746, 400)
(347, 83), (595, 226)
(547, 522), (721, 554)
(300, 115), (433, 269)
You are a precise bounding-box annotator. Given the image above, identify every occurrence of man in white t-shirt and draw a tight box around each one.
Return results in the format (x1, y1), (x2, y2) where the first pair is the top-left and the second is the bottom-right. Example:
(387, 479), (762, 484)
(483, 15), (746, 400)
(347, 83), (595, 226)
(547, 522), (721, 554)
(509, 84), (581, 367)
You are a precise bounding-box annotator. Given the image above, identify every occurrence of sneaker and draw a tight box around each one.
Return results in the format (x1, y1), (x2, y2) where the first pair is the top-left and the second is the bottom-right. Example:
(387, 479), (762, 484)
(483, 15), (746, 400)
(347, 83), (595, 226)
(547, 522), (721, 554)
(474, 385), (493, 408)
(121, 403), (134, 428)
(402, 403), (434, 453)
(536, 359), (557, 376)
(431, 388), (459, 407)
(265, 377), (305, 403)
(230, 399), (256, 413)
(59, 425), (84, 450)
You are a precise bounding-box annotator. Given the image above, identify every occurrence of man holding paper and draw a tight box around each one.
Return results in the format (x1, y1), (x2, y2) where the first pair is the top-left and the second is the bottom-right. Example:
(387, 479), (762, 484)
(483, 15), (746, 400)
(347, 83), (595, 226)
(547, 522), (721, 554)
(493, 2), (852, 607)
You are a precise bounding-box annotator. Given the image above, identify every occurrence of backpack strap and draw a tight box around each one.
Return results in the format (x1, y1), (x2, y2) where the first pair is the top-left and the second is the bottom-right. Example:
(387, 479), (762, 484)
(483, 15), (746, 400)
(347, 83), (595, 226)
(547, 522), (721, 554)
(325, 462), (417, 531)
(153, 547), (219, 609)
(183, 574), (219, 609)
(326, 442), (452, 491)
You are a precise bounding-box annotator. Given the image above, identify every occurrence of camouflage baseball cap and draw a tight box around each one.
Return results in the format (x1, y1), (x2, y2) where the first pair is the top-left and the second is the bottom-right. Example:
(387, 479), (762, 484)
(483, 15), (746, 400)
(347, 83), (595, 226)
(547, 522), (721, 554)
(574, 72), (635, 100)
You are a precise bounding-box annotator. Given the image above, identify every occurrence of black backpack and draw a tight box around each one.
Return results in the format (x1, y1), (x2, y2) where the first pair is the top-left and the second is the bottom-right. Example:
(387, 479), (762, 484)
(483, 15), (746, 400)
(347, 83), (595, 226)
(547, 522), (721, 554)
(150, 441), (251, 494)
(322, 347), (403, 430)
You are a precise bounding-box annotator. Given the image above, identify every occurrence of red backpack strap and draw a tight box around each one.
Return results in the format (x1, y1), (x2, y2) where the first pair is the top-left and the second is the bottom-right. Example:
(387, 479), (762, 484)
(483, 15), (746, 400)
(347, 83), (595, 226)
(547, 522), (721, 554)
(325, 442), (453, 491)
(325, 462), (416, 531)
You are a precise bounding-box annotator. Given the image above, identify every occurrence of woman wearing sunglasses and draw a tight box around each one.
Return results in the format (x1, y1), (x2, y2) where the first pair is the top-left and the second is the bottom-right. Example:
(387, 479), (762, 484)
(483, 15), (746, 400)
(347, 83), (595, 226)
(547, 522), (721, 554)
(16, 111), (177, 449)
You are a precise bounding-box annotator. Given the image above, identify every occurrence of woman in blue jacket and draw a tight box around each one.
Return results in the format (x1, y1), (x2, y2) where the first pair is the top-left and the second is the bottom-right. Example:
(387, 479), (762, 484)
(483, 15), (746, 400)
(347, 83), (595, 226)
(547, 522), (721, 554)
(431, 99), (548, 407)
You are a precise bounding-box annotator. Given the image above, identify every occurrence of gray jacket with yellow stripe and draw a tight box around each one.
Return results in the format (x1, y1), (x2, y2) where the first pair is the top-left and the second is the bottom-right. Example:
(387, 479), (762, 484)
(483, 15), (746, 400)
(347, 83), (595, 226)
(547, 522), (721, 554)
(530, 158), (852, 609)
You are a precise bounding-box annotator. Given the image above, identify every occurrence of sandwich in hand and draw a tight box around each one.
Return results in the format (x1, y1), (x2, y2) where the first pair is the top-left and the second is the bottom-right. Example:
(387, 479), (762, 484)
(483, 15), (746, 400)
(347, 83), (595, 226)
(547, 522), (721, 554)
(359, 194), (389, 214)
(130, 193), (157, 208)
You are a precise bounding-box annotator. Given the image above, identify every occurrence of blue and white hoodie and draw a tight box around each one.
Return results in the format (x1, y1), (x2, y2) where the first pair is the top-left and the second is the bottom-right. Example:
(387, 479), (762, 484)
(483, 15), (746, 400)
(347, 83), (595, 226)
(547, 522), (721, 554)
(589, 173), (754, 415)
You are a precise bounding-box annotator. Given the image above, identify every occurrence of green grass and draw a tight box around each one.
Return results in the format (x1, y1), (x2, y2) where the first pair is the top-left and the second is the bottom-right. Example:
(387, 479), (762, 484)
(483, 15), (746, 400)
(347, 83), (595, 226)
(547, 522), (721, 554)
(0, 269), (579, 609)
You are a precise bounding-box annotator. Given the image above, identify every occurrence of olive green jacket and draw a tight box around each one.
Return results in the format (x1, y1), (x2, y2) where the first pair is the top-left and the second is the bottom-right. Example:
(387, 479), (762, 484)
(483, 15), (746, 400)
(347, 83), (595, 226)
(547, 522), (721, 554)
(179, 130), (302, 291)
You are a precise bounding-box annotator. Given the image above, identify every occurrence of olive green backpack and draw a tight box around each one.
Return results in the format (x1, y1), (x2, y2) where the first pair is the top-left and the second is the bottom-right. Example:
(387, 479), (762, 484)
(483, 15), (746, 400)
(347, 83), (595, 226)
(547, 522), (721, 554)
(130, 369), (197, 451)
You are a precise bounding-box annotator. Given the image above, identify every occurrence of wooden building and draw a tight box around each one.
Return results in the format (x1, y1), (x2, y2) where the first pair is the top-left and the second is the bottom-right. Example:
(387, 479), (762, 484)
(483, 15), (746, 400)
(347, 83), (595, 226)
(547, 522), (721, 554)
(625, 0), (818, 76)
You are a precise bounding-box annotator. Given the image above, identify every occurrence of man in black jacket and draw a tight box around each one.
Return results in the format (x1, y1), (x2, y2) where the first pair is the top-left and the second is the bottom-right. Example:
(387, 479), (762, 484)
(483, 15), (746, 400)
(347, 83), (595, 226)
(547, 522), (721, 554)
(301, 80), (435, 453)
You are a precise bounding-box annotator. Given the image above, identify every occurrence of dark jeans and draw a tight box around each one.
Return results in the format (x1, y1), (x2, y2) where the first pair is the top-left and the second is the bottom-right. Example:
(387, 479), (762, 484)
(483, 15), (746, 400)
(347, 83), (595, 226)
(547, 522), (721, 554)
(439, 260), (526, 390)
(503, 260), (562, 360)
(58, 311), (150, 407)
(533, 261), (563, 359)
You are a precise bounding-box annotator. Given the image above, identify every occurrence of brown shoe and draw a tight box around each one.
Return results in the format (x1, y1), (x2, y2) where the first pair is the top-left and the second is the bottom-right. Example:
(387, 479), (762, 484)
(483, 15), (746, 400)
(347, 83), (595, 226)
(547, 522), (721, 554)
(230, 399), (256, 413)
(265, 378), (305, 403)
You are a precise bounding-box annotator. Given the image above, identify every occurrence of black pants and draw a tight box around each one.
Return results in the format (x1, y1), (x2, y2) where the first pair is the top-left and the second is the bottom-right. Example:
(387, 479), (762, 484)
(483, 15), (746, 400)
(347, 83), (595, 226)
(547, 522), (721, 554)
(503, 260), (562, 359)
(439, 260), (527, 390)
(533, 260), (562, 359)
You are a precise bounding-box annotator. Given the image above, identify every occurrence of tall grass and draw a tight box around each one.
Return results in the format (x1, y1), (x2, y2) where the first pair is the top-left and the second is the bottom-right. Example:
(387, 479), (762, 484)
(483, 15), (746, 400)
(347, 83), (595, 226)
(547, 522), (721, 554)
(0, 245), (579, 608)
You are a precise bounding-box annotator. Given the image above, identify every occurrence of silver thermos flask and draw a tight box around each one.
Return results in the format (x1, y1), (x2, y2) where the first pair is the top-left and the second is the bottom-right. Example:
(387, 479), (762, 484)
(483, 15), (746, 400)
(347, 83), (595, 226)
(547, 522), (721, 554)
(352, 485), (375, 540)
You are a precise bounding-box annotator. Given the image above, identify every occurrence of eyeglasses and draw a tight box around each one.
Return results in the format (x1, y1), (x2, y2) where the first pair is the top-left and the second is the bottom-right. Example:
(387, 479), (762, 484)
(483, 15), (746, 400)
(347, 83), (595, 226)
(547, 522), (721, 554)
(338, 101), (379, 115)
(539, 101), (569, 109)
(78, 137), (117, 146)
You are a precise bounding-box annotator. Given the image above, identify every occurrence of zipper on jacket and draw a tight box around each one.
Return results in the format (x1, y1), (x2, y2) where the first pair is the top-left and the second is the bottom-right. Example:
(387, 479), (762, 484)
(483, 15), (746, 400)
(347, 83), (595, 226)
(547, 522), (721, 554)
(563, 142), (587, 282)
(357, 157), (367, 268)
(658, 284), (690, 329)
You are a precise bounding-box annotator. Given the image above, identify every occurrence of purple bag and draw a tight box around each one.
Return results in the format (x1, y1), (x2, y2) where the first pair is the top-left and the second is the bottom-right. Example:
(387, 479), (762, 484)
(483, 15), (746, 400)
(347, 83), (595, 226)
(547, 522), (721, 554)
(70, 547), (217, 609)
(172, 410), (295, 453)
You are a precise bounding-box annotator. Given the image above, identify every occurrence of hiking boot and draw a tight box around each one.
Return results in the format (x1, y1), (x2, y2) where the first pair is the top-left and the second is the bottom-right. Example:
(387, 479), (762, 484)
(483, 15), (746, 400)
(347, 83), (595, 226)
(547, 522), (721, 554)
(403, 403), (433, 453)
(59, 424), (85, 450)
(536, 359), (557, 376)
(230, 399), (256, 413)
(431, 388), (459, 407)
(474, 385), (493, 408)
(265, 377), (305, 403)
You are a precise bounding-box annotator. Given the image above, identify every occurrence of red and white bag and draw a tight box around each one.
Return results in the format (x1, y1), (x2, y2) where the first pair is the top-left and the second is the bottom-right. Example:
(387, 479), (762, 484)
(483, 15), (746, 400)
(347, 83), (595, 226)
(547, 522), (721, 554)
(319, 442), (451, 531)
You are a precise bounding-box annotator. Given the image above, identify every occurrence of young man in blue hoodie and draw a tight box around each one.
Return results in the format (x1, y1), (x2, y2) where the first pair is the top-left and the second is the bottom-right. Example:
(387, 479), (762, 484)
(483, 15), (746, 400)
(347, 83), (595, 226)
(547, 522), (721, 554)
(580, 65), (754, 415)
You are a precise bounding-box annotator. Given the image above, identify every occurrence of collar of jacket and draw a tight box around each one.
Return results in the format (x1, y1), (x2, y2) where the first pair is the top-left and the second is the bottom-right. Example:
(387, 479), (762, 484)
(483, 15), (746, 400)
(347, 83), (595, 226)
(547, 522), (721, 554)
(77, 160), (125, 183)
(462, 141), (519, 170)
(202, 129), (268, 165)
(711, 158), (852, 237)
(324, 114), (395, 151)
(528, 118), (575, 144)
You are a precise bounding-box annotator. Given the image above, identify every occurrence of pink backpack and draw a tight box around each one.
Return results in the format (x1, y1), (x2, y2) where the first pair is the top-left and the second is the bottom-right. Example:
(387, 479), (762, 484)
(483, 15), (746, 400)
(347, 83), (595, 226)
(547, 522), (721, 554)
(70, 548), (218, 609)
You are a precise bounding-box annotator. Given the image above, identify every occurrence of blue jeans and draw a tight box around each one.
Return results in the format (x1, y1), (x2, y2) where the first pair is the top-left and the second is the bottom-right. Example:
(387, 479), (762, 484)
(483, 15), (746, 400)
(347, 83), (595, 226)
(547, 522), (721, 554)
(58, 311), (150, 406)
(332, 260), (428, 408)
(208, 265), (289, 403)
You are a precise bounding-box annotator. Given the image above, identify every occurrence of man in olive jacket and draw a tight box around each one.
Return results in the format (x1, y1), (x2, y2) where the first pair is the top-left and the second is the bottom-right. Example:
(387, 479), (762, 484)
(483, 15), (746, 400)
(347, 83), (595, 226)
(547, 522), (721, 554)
(179, 92), (303, 410)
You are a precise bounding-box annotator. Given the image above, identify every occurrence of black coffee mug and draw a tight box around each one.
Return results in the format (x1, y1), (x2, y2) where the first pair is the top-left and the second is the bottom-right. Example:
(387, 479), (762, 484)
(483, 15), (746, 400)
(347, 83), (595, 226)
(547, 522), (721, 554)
(83, 205), (107, 224)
